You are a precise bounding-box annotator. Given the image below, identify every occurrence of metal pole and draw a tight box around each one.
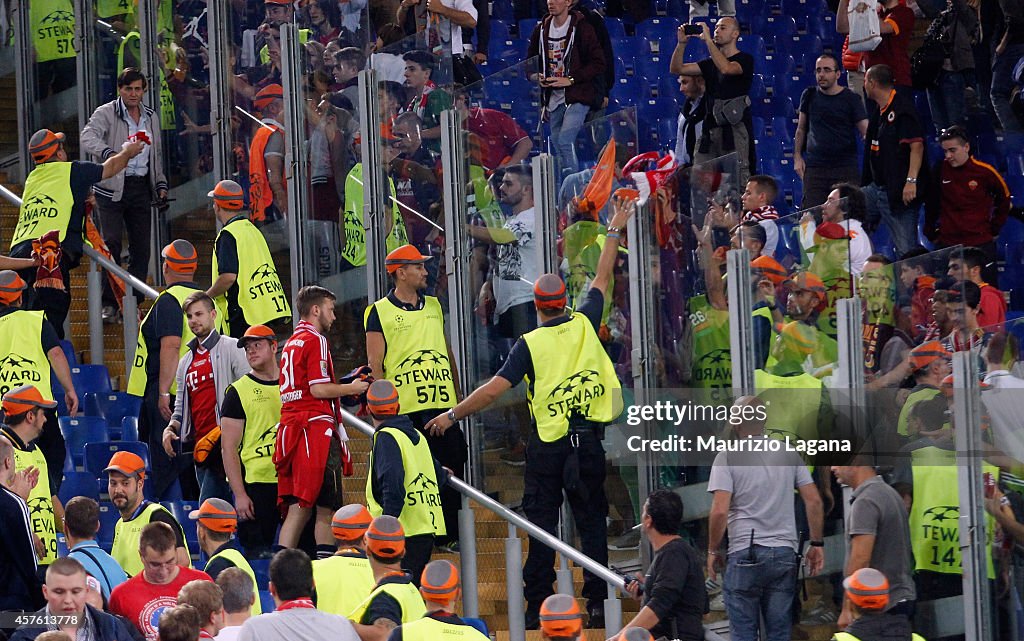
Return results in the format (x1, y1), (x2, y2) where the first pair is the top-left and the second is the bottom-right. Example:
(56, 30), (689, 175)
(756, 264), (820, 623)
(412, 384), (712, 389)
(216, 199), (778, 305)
(532, 153), (558, 275)
(726, 248), (754, 397)
(13, 0), (33, 181)
(280, 24), (307, 302)
(206, 0), (233, 183)
(358, 68), (388, 302)
(122, 286), (138, 377)
(836, 298), (868, 447)
(953, 350), (991, 641)
(74, 0), (99, 137)
(506, 523), (526, 641)
(88, 261), (104, 366)
(627, 204), (657, 569)
(457, 493), (478, 618)
(440, 109), (481, 487)
(605, 583), (623, 634)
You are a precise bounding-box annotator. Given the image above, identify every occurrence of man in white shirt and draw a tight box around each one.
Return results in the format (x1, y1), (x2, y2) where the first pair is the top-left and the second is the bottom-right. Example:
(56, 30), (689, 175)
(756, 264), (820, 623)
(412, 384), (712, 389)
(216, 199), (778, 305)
(215, 568), (255, 641)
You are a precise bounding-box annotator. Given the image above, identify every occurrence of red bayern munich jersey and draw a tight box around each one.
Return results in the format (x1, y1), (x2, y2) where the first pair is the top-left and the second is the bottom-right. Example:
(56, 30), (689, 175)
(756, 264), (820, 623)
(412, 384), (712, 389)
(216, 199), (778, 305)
(279, 320), (339, 419)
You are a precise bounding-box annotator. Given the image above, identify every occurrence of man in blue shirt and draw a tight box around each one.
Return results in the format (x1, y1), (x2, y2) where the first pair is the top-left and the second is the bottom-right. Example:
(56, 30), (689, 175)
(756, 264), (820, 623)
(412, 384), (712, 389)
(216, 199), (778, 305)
(64, 496), (128, 600)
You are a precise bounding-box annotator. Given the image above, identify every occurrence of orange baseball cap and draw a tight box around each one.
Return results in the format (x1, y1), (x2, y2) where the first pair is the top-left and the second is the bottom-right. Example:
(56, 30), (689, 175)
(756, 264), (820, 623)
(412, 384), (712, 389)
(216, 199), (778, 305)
(419, 560), (459, 604)
(385, 244), (431, 274)
(208, 180), (246, 210)
(539, 594), (582, 637)
(366, 380), (400, 417)
(161, 240), (199, 274)
(331, 504), (372, 541)
(843, 568), (889, 611)
(786, 271), (826, 302)
(1, 385), (57, 416)
(104, 451), (146, 479)
(189, 498), (238, 533)
(910, 340), (951, 372)
(751, 256), (788, 285)
(253, 84), (284, 110)
(365, 515), (405, 559)
(533, 273), (567, 310)
(238, 324), (277, 348)
(775, 321), (818, 356)
(28, 129), (65, 163)
(0, 270), (27, 304)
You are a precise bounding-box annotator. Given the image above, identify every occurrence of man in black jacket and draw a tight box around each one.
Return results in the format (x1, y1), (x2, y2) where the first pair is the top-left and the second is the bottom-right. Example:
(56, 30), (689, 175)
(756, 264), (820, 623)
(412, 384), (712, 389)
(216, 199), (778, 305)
(622, 490), (707, 641)
(10, 558), (136, 641)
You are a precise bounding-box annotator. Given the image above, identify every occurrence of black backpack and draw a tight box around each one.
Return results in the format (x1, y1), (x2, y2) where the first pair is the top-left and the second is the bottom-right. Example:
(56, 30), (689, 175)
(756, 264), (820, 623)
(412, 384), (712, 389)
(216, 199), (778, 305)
(911, 7), (957, 89)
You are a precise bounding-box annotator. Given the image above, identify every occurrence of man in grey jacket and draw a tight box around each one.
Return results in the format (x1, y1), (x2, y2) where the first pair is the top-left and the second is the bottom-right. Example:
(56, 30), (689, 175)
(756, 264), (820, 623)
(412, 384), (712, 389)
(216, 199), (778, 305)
(80, 68), (169, 322)
(162, 291), (250, 502)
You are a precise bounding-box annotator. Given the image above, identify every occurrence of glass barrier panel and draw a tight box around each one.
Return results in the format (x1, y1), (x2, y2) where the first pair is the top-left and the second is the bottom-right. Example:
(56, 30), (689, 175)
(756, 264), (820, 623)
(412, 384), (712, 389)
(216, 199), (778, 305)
(31, 0), (80, 154)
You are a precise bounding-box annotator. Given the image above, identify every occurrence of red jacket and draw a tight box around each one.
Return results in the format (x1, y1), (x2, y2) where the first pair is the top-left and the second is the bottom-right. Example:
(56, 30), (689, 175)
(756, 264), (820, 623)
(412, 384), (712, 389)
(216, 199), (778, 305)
(925, 157), (1012, 247)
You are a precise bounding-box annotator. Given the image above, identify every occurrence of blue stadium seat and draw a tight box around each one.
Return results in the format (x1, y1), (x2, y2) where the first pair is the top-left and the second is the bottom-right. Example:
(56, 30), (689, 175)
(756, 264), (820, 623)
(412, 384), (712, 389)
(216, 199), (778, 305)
(791, 38), (825, 72)
(59, 340), (77, 366)
(667, 0), (688, 16)
(752, 116), (766, 138)
(51, 373), (68, 416)
(999, 265), (1024, 308)
(59, 417), (110, 466)
(683, 38), (709, 62)
(658, 74), (681, 98)
(161, 501), (201, 552)
(658, 118), (679, 151)
(635, 55), (670, 84)
(760, 53), (795, 80)
(736, 0), (766, 26)
(86, 441), (150, 479)
(639, 97), (679, 125)
(771, 116), (795, 142)
(613, 56), (631, 82)
(121, 416), (139, 442)
(756, 137), (784, 164)
(753, 95), (796, 119)
(259, 591), (275, 613)
(58, 471), (100, 505)
(765, 73), (793, 100)
(749, 74), (766, 100)
(97, 504), (119, 551)
(737, 34), (766, 59)
(1001, 218), (1024, 247)
(783, 0), (828, 17)
(63, 449), (74, 473)
(973, 133), (1007, 169)
(512, 19), (536, 40)
(251, 559), (271, 589)
(491, 1), (514, 21)
(484, 77), (531, 110)
(756, 15), (797, 42)
(83, 392), (141, 439)
(816, 15), (842, 52)
(636, 18), (681, 54)
(610, 75), (651, 106)
(57, 534), (69, 557)
(604, 16), (627, 39)
(966, 111), (997, 138)
(870, 225), (897, 261)
(1007, 174), (1024, 207)
(490, 19), (511, 43)
(488, 39), (528, 62)
(1007, 153), (1024, 177)
(70, 365), (112, 396)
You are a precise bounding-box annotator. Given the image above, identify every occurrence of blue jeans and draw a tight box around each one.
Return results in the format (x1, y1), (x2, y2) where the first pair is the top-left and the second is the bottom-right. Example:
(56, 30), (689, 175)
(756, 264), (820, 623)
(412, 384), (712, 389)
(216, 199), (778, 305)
(991, 43), (1024, 134)
(196, 465), (232, 503)
(927, 69), (969, 130)
(863, 183), (920, 258)
(723, 545), (799, 641)
(548, 102), (590, 178)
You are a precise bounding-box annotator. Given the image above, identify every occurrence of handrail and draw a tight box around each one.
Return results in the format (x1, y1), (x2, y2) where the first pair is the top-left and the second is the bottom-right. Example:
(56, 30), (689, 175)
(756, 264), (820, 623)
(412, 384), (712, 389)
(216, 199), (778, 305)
(339, 408), (627, 592)
(0, 184), (159, 299)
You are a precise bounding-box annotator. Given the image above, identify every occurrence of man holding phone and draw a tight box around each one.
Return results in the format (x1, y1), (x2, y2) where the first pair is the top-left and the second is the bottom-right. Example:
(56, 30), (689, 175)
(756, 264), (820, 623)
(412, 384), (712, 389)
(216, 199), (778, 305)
(669, 18), (755, 185)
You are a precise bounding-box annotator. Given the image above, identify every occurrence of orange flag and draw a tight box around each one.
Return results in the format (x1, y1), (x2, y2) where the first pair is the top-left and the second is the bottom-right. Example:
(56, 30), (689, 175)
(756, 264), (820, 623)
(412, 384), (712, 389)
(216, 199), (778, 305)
(85, 210), (127, 310)
(573, 137), (616, 221)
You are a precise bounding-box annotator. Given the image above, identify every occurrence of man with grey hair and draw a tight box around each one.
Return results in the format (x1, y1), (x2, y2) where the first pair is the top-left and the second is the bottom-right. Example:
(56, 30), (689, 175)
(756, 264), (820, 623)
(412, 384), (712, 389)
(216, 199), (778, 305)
(215, 568), (255, 641)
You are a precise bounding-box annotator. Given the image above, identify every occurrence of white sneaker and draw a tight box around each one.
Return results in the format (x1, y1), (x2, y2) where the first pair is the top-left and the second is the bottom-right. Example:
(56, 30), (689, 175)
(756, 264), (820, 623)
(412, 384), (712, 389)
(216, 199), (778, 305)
(709, 593), (726, 612)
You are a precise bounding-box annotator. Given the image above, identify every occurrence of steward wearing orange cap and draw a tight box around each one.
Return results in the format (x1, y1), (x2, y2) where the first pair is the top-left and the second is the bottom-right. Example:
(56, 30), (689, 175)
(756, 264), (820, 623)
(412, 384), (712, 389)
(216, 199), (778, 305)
(248, 84), (287, 223)
(350, 515), (426, 640)
(189, 498), (263, 616)
(312, 504), (375, 617)
(0, 384), (62, 566)
(340, 137), (409, 269)
(9, 128), (143, 336)
(128, 240), (203, 499)
(207, 179), (291, 337)
(895, 341), (950, 440)
(388, 560), (489, 641)
(365, 244), (462, 549)
(831, 568), (923, 641)
(365, 379), (448, 585)
(0, 269), (79, 494)
(537, 594), (583, 640)
(762, 271), (839, 377)
(220, 324), (282, 557)
(425, 195), (636, 628)
(106, 450), (192, 576)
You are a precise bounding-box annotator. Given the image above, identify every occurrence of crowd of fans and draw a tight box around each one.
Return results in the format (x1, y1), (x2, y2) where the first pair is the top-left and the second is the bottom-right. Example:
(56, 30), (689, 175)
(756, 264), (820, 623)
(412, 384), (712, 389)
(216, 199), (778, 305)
(10, 0), (1024, 640)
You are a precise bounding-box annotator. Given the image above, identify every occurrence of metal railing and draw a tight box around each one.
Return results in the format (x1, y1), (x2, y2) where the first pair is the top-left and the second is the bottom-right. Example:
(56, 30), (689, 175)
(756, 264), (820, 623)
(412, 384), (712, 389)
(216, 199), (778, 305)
(0, 185), (158, 371)
(340, 408), (626, 641)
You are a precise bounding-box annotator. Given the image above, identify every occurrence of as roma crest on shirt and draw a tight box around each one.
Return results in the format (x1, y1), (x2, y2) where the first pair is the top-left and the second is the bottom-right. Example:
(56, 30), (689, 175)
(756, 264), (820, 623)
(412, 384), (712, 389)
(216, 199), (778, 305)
(887, 111), (895, 123)
(968, 180), (979, 190)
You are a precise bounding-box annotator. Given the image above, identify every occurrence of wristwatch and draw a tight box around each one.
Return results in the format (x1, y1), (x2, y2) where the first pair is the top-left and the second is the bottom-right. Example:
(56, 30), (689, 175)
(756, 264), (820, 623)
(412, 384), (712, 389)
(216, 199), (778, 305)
(447, 409), (457, 423)
(809, 540), (825, 547)
(905, 177), (918, 184)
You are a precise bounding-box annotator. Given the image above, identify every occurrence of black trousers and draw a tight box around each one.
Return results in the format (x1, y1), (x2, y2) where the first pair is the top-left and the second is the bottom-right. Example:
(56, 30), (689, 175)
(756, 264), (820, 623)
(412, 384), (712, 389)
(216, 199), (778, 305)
(14, 254), (72, 340)
(522, 429), (609, 613)
(140, 386), (199, 501)
(95, 177), (153, 306)
(408, 410), (467, 546)
(37, 411), (66, 494)
(403, 533), (435, 587)
(238, 481), (279, 557)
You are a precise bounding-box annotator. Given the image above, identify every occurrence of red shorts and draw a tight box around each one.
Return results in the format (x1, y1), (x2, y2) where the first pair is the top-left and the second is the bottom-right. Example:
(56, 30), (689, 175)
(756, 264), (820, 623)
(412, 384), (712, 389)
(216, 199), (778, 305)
(275, 411), (342, 510)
